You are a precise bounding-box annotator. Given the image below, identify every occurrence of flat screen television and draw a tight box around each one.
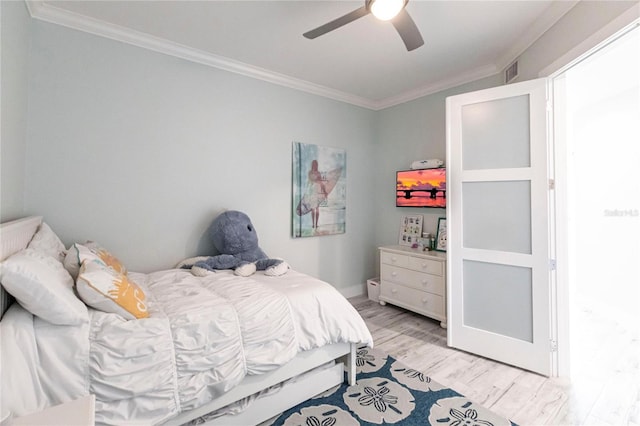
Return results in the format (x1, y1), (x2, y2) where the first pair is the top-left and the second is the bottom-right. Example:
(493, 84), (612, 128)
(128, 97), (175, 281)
(396, 168), (446, 208)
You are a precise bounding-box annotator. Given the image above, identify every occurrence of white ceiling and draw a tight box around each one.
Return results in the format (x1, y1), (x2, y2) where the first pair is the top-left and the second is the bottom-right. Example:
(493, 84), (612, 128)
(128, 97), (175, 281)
(26, 0), (577, 109)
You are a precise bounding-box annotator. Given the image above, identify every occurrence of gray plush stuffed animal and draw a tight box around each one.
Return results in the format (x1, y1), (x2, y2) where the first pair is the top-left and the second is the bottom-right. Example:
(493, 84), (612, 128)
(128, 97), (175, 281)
(177, 210), (289, 277)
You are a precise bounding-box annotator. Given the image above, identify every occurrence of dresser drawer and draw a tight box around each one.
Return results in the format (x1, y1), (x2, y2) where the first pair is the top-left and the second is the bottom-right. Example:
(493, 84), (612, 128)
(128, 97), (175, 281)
(378, 246), (447, 327)
(407, 256), (443, 276)
(381, 264), (445, 296)
(380, 251), (410, 268)
(380, 284), (445, 318)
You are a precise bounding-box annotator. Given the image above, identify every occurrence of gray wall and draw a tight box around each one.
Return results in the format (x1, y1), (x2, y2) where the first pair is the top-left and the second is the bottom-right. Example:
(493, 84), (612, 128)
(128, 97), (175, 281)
(369, 0), (638, 277)
(372, 75), (502, 257)
(24, 21), (376, 293)
(1, 1), (31, 222)
(4, 0), (636, 293)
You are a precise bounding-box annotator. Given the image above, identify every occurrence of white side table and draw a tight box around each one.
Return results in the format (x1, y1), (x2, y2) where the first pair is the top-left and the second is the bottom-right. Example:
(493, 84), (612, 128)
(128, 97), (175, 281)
(12, 394), (95, 426)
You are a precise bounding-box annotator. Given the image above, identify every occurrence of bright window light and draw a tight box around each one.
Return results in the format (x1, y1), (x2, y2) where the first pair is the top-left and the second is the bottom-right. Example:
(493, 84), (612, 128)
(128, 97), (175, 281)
(370, 0), (405, 21)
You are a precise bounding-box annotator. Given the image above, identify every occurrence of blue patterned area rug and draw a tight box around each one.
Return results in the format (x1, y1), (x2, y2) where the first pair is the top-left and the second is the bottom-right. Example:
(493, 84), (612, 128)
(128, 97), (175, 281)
(268, 346), (518, 426)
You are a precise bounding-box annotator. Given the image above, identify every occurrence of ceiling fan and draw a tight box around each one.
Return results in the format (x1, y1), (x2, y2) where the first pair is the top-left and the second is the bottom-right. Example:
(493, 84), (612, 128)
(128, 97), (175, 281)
(303, 0), (424, 51)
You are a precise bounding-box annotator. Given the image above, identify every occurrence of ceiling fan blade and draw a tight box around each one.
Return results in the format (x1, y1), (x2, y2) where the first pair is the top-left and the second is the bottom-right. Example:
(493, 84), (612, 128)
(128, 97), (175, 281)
(391, 9), (424, 51)
(303, 6), (370, 39)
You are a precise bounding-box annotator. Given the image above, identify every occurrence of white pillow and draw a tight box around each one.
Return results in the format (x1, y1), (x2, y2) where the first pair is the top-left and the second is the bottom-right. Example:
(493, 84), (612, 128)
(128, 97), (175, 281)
(0, 249), (88, 325)
(26, 222), (67, 263)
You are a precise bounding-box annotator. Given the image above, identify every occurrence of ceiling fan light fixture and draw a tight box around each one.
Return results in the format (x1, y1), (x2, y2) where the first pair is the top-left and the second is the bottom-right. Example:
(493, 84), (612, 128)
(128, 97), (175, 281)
(303, 0), (422, 51)
(369, 0), (406, 21)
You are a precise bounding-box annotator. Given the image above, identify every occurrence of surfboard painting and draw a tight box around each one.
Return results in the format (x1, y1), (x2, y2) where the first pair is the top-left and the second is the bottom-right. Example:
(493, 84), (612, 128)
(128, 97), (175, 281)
(292, 142), (346, 238)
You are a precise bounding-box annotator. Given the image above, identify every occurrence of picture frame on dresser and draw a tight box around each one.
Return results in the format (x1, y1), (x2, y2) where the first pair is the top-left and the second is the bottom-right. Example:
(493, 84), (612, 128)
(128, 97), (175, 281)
(398, 215), (423, 246)
(435, 217), (447, 252)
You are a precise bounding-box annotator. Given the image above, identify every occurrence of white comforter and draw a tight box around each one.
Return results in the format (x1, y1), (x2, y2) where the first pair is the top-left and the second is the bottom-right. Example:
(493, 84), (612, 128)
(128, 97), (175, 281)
(0, 269), (373, 425)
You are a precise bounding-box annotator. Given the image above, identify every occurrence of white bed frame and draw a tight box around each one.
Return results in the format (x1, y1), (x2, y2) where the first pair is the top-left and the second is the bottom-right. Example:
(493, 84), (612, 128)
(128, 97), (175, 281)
(0, 216), (357, 426)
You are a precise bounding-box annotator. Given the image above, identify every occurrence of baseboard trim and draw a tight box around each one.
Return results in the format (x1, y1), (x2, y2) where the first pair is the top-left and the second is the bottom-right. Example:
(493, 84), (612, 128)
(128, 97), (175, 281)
(338, 283), (366, 299)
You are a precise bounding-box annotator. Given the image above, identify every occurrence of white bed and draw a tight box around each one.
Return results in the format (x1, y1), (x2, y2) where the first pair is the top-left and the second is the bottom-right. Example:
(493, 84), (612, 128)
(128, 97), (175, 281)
(0, 216), (373, 425)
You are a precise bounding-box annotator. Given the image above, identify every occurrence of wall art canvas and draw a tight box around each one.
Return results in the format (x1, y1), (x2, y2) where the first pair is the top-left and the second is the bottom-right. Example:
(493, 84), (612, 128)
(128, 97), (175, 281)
(292, 142), (346, 238)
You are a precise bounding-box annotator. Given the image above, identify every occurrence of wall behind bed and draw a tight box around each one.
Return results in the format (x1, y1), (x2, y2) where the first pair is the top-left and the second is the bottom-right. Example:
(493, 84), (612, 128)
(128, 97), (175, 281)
(22, 19), (377, 295)
(13, 1), (635, 296)
(1, 1), (31, 222)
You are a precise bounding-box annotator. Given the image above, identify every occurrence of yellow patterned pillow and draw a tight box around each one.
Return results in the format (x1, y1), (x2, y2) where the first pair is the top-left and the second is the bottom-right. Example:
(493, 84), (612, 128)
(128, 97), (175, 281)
(76, 259), (149, 320)
(64, 243), (127, 279)
(90, 245), (126, 274)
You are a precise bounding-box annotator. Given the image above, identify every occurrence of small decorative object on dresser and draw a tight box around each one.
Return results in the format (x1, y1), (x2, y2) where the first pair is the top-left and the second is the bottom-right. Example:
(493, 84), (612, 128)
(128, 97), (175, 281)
(398, 215), (423, 246)
(378, 245), (447, 327)
(435, 217), (447, 251)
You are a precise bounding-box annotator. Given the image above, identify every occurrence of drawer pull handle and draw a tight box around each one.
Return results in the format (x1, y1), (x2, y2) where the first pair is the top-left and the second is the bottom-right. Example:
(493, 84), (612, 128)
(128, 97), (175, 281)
(391, 272), (397, 277)
(422, 279), (428, 285)
(422, 263), (428, 269)
(391, 289), (398, 294)
(421, 298), (428, 303)
(391, 257), (397, 263)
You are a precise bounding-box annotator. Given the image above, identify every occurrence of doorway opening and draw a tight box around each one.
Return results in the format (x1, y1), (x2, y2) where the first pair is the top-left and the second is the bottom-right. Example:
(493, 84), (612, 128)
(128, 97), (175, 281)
(554, 23), (639, 424)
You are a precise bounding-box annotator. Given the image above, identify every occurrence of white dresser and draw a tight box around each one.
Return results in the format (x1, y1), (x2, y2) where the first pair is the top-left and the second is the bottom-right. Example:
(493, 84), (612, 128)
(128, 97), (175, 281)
(378, 245), (447, 328)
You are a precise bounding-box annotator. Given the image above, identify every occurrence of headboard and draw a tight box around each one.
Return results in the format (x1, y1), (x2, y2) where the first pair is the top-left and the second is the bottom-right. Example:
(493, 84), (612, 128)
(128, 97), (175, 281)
(0, 216), (43, 319)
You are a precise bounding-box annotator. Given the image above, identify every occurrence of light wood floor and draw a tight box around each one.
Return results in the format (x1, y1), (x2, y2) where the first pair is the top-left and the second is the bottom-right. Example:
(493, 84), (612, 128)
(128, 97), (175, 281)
(348, 295), (640, 426)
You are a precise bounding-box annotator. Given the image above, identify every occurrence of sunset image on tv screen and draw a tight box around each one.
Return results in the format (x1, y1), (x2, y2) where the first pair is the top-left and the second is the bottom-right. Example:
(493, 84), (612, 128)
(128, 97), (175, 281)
(396, 169), (446, 208)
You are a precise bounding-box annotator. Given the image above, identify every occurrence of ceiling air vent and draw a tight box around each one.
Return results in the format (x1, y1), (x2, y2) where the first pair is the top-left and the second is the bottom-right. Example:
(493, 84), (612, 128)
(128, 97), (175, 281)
(505, 60), (519, 84)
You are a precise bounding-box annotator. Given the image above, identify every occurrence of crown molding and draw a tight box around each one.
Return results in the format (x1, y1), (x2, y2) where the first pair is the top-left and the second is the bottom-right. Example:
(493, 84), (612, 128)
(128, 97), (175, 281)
(371, 64), (498, 110)
(23, 0), (570, 112)
(25, 1), (378, 110)
(540, 6), (639, 78)
(494, 0), (579, 73)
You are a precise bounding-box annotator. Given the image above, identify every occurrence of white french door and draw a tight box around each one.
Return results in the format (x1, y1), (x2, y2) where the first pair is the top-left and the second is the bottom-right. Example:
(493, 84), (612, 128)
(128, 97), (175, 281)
(446, 78), (554, 376)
